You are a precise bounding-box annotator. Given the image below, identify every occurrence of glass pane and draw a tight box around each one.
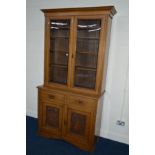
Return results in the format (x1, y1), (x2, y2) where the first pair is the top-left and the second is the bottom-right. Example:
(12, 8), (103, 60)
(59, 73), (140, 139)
(74, 19), (101, 89)
(49, 20), (70, 84)
(49, 65), (68, 84)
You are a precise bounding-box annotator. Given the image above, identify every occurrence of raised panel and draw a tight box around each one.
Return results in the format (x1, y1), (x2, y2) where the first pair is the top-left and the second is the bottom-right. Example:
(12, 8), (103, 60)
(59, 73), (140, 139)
(42, 102), (63, 136)
(65, 108), (91, 141)
(46, 106), (59, 128)
(70, 112), (86, 136)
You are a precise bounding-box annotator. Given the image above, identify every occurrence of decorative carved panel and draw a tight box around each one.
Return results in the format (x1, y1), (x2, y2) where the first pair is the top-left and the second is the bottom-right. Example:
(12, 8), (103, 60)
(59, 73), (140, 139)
(46, 106), (59, 128)
(70, 112), (86, 136)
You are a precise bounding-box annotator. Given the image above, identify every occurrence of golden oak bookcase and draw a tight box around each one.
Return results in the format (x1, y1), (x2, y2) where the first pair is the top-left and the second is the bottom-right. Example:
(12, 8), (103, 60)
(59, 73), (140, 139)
(37, 6), (116, 151)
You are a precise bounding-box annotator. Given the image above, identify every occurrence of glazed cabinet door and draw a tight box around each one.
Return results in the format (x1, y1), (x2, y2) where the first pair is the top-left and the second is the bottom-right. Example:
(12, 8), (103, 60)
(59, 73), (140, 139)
(41, 102), (63, 137)
(45, 17), (73, 86)
(72, 17), (103, 90)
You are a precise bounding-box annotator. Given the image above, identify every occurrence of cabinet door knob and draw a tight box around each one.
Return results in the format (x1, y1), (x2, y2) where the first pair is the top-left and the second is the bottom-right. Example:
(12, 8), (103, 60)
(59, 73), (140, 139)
(65, 53), (69, 56)
(78, 100), (83, 104)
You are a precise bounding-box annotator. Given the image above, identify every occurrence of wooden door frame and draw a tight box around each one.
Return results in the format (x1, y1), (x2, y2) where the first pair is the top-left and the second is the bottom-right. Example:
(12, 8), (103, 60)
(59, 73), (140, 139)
(42, 102), (63, 134)
(63, 106), (92, 144)
(70, 15), (107, 94)
(44, 14), (110, 97)
(44, 16), (74, 89)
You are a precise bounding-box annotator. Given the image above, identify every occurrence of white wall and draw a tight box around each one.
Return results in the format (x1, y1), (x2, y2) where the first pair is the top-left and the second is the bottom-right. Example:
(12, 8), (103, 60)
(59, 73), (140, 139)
(26, 0), (129, 144)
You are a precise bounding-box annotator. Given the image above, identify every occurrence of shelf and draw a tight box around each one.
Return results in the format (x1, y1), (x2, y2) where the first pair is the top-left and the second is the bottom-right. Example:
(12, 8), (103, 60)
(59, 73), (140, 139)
(76, 51), (98, 55)
(51, 36), (99, 40)
(78, 27), (101, 30)
(51, 63), (68, 68)
(50, 50), (69, 53)
(51, 36), (69, 39)
(75, 66), (96, 71)
(77, 37), (99, 40)
(51, 27), (70, 30)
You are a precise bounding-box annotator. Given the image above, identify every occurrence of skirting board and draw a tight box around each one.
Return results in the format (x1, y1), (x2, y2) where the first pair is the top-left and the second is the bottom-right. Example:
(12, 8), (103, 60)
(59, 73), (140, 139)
(26, 108), (37, 118)
(100, 130), (129, 144)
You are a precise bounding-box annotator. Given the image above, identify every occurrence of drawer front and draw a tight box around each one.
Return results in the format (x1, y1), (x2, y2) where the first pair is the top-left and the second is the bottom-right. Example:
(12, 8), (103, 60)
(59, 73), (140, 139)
(68, 96), (97, 112)
(39, 90), (65, 104)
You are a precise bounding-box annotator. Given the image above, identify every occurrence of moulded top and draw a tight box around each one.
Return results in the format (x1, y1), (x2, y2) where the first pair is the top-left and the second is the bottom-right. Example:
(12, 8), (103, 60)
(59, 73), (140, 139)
(41, 6), (117, 16)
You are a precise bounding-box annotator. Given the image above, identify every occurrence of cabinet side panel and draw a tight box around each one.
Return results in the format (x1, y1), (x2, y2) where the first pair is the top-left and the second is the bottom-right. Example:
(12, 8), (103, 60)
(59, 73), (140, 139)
(95, 96), (104, 136)
(101, 16), (112, 93)
(38, 89), (42, 129)
(44, 17), (50, 85)
(95, 17), (112, 135)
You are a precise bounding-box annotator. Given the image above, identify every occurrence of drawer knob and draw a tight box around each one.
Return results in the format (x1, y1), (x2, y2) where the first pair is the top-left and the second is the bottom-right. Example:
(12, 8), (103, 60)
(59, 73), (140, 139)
(78, 100), (83, 104)
(48, 94), (55, 99)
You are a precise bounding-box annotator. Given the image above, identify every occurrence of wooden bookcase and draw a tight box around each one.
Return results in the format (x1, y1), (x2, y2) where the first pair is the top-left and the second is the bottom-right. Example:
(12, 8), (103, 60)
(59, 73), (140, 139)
(37, 6), (116, 151)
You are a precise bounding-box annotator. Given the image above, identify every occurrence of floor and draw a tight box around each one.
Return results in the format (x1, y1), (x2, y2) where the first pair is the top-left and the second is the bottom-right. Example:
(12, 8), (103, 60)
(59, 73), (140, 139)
(26, 116), (129, 155)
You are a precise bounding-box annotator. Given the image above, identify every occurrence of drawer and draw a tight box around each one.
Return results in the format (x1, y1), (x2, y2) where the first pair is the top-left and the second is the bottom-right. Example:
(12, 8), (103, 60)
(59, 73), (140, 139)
(68, 96), (97, 112)
(39, 90), (65, 104)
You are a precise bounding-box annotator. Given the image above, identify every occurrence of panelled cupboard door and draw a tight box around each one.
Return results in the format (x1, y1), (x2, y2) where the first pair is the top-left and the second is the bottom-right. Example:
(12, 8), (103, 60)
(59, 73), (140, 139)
(42, 102), (63, 136)
(64, 107), (92, 147)
(72, 16), (104, 91)
(47, 17), (73, 86)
